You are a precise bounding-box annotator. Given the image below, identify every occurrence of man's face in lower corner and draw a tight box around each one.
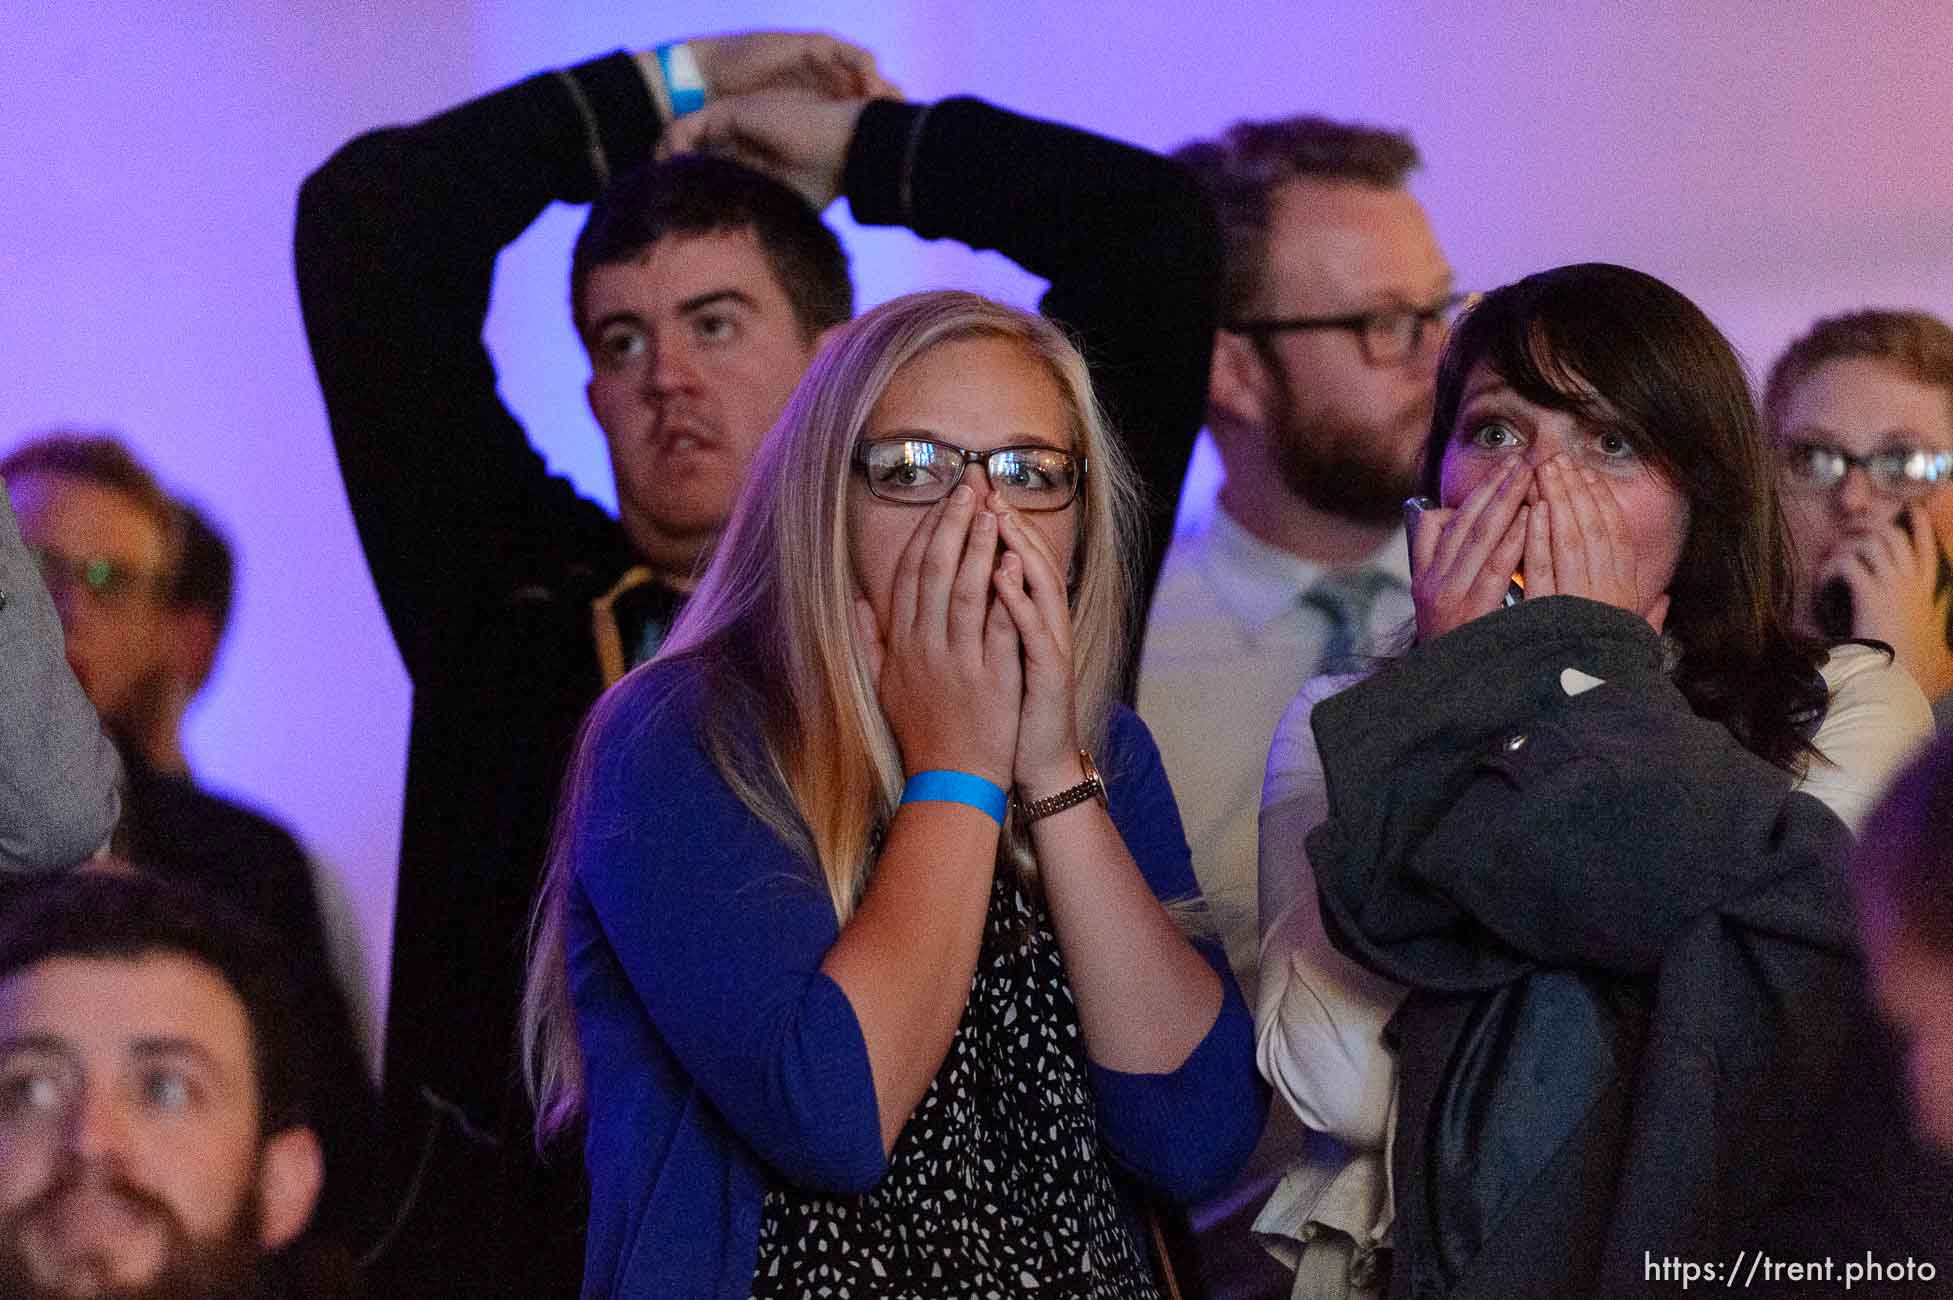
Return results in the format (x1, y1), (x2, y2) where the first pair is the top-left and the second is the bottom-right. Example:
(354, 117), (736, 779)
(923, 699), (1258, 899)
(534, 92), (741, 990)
(579, 226), (828, 573)
(0, 954), (305, 1300)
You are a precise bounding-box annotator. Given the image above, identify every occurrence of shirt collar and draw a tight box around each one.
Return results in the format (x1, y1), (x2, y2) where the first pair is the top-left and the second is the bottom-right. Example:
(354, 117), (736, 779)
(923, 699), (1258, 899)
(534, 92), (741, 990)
(1197, 507), (1411, 639)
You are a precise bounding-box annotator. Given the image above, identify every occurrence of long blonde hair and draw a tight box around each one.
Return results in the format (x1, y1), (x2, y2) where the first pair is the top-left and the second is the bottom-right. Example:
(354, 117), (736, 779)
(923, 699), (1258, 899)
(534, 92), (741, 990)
(523, 290), (1143, 1135)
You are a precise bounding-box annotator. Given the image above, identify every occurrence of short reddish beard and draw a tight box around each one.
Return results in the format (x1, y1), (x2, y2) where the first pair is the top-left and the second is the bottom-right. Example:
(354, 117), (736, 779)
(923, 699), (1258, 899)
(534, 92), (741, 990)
(1270, 388), (1428, 526)
(0, 1160), (270, 1300)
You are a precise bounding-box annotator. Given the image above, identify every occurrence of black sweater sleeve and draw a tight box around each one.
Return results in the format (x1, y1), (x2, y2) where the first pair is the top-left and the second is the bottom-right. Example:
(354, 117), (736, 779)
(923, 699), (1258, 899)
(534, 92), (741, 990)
(842, 97), (1220, 628)
(302, 82), (1219, 683)
(294, 53), (660, 683)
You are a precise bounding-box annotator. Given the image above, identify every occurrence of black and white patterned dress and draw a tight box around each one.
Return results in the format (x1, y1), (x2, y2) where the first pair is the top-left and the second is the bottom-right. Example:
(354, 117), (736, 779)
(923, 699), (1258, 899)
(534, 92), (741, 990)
(748, 867), (1163, 1299)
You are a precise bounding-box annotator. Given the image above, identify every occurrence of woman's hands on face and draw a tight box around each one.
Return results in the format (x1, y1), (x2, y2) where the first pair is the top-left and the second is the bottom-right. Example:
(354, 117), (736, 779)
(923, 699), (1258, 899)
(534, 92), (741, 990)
(1817, 506), (1953, 690)
(989, 492), (1082, 796)
(1410, 457), (1532, 641)
(1522, 454), (1671, 633)
(855, 485), (1022, 787)
(1412, 453), (1674, 640)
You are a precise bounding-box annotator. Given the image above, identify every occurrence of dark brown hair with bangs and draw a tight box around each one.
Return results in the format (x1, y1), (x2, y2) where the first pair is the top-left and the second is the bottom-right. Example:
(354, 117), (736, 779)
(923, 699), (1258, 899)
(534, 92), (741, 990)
(1423, 262), (1827, 770)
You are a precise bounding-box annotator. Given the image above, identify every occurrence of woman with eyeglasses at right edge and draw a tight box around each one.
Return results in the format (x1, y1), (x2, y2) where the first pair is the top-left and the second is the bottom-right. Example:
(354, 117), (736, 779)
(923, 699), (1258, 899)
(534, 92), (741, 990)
(1252, 265), (1946, 1300)
(1765, 308), (1953, 730)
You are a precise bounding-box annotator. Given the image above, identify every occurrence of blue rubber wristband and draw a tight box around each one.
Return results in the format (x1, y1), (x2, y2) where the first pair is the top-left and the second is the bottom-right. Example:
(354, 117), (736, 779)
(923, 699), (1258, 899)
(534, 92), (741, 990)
(900, 770), (1008, 826)
(655, 42), (707, 117)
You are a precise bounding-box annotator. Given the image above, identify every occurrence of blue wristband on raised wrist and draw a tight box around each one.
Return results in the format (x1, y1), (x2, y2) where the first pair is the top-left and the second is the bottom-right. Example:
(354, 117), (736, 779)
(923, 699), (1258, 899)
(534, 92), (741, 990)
(900, 770), (1008, 826)
(654, 42), (707, 117)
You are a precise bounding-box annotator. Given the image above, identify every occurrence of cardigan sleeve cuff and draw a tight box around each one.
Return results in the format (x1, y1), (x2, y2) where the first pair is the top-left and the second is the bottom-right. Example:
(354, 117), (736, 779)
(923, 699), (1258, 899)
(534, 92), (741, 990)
(1087, 987), (1265, 1203)
(843, 98), (928, 228)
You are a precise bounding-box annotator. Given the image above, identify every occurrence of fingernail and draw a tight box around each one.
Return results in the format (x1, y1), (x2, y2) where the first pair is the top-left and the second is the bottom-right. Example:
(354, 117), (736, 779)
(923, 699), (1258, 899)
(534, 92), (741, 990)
(953, 484), (973, 503)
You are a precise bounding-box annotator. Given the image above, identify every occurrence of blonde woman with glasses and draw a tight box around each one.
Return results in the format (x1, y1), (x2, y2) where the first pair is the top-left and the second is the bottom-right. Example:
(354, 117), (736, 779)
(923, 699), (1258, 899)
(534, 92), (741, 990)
(523, 290), (1260, 1299)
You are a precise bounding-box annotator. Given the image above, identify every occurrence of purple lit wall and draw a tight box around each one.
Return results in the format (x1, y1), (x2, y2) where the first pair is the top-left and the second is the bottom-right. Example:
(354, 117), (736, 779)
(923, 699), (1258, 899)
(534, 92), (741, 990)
(5, 2), (1951, 1047)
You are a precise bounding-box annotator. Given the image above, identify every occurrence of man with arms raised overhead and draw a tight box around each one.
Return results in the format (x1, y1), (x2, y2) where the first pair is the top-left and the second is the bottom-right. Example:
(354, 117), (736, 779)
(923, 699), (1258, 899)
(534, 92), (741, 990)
(297, 27), (1220, 1295)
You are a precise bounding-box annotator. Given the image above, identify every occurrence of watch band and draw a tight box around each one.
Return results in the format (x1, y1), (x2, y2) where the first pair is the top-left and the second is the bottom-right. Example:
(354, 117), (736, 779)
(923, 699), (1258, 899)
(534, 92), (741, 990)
(1016, 750), (1107, 823)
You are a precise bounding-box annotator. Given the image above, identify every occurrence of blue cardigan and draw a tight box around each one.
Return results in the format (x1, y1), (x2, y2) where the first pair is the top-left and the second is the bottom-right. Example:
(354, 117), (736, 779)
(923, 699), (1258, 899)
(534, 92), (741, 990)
(565, 660), (1263, 1299)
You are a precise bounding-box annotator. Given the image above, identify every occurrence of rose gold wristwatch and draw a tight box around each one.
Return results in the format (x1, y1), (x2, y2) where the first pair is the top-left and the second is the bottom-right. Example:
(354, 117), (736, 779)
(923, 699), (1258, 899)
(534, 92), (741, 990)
(1016, 750), (1107, 822)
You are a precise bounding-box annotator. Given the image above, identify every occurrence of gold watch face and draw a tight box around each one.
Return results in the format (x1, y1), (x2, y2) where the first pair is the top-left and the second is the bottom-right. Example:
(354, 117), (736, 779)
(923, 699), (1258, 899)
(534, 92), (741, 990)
(1080, 749), (1107, 807)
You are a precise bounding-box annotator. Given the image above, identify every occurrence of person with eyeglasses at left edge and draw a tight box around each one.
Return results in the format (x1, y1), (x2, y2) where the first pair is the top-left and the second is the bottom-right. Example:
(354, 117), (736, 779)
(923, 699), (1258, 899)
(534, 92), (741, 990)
(1765, 309), (1953, 729)
(0, 468), (121, 873)
(0, 431), (385, 1273)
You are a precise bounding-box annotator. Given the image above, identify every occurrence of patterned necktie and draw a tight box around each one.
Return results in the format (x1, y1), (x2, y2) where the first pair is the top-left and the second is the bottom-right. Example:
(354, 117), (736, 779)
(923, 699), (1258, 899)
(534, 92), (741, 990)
(1303, 569), (1391, 676)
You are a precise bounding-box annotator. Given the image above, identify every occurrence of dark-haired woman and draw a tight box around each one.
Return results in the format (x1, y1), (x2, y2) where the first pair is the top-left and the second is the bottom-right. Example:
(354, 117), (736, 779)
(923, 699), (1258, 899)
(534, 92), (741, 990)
(1253, 264), (1932, 1298)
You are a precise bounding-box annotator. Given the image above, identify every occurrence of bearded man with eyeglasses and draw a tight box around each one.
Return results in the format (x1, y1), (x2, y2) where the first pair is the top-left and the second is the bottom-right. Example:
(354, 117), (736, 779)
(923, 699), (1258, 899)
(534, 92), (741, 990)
(1765, 309), (1953, 727)
(1131, 114), (1459, 1300)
